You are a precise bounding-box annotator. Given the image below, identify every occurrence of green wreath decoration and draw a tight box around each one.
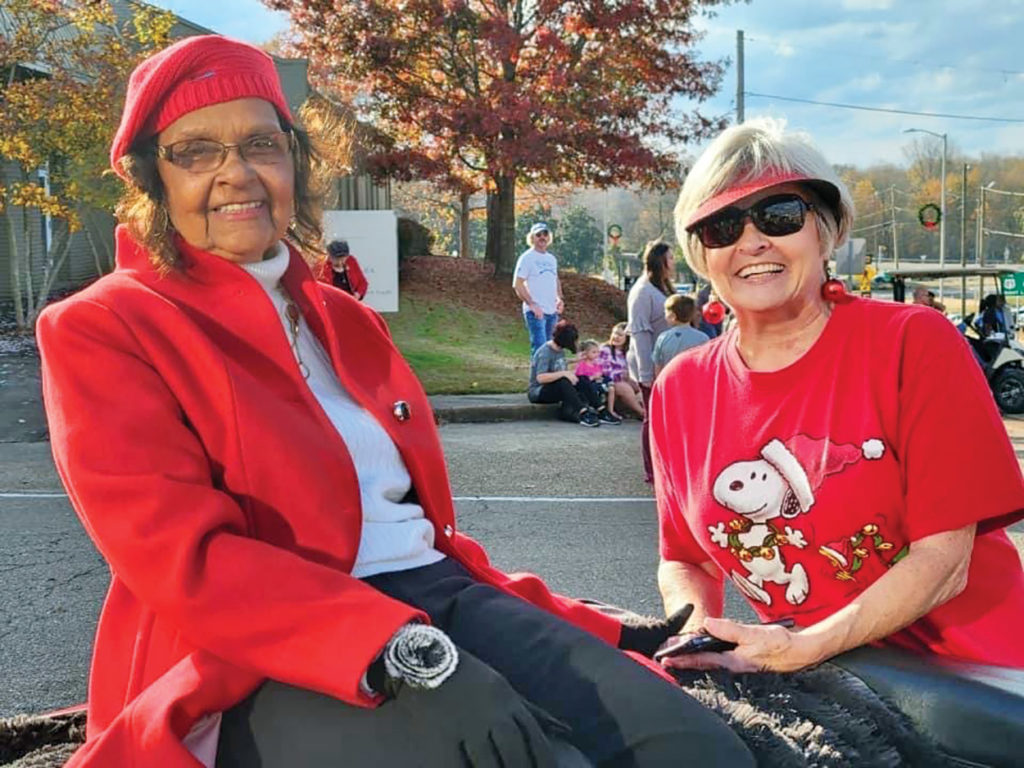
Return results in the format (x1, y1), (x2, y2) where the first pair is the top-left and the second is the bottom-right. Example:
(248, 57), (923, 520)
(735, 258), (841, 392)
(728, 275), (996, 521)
(918, 203), (941, 231)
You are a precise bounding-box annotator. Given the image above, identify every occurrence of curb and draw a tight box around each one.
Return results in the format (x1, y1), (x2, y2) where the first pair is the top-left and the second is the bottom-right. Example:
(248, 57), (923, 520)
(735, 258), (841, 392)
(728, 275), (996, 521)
(428, 395), (558, 425)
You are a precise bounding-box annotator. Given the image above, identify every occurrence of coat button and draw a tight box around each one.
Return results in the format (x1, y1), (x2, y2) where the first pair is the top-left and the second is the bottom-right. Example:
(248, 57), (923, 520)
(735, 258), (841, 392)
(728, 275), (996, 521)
(444, 525), (454, 537)
(392, 400), (411, 422)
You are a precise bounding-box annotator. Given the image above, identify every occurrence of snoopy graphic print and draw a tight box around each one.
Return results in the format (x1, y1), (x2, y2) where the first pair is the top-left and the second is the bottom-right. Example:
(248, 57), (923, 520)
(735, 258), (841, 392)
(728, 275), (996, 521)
(707, 434), (889, 609)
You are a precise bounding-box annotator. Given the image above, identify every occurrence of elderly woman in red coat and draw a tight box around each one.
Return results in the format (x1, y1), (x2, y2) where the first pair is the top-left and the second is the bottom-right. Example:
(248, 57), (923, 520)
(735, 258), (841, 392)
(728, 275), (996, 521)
(36, 35), (752, 768)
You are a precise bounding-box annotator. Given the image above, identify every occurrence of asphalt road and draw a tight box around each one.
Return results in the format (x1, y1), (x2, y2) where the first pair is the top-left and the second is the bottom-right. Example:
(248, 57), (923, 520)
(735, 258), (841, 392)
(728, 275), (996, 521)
(2, 419), (1021, 718)
(1, 421), (740, 717)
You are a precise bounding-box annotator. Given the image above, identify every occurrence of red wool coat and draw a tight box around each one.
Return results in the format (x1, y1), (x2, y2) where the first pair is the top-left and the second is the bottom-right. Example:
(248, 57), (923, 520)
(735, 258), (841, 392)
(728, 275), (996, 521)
(37, 227), (622, 767)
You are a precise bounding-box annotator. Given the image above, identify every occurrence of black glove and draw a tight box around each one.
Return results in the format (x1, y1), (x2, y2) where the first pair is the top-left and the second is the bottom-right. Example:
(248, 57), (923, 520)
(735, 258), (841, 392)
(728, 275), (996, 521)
(388, 647), (563, 767)
(617, 604), (694, 658)
(367, 624), (458, 698)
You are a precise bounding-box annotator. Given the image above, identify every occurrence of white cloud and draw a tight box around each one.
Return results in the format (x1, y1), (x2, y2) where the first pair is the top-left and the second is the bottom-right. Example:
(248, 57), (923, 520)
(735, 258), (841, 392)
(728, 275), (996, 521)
(841, 0), (894, 9)
(774, 41), (796, 58)
(851, 73), (883, 91)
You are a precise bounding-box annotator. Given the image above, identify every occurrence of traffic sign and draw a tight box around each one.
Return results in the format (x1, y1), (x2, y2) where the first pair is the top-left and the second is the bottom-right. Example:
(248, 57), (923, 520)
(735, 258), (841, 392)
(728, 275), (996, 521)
(1001, 272), (1024, 296)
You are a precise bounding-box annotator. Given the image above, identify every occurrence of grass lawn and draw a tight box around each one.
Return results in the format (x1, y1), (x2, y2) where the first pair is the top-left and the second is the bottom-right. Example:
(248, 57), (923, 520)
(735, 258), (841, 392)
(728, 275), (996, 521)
(385, 294), (532, 394)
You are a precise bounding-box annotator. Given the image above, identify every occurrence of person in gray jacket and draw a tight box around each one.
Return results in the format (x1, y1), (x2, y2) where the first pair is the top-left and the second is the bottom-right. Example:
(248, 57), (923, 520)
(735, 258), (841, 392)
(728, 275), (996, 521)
(627, 241), (675, 482)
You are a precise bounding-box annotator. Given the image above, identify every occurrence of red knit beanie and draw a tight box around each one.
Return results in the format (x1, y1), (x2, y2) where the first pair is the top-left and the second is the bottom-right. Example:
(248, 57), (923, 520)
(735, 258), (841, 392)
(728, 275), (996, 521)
(110, 35), (293, 179)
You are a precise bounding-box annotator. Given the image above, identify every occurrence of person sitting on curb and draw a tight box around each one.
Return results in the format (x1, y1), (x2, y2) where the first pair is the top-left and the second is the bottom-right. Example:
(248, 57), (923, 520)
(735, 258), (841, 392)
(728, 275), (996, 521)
(574, 339), (620, 424)
(529, 321), (621, 427)
(653, 294), (710, 378)
(599, 322), (645, 420)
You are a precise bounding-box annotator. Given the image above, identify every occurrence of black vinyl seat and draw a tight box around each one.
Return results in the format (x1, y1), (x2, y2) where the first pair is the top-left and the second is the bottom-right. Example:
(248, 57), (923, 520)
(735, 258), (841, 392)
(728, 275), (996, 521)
(832, 645), (1024, 767)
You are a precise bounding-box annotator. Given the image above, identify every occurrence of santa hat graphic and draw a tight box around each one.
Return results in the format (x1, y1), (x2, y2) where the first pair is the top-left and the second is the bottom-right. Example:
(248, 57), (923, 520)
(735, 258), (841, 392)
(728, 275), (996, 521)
(760, 435), (885, 517)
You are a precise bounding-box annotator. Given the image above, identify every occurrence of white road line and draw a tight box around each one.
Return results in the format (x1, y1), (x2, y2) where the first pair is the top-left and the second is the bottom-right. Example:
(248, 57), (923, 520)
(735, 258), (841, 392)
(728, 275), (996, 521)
(453, 496), (653, 503)
(0, 491), (67, 498)
(2, 491), (655, 503)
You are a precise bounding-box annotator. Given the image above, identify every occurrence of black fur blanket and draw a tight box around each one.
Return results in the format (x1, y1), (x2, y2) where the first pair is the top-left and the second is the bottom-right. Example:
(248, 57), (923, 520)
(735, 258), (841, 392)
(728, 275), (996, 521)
(0, 665), (955, 767)
(0, 711), (84, 768)
(673, 664), (955, 767)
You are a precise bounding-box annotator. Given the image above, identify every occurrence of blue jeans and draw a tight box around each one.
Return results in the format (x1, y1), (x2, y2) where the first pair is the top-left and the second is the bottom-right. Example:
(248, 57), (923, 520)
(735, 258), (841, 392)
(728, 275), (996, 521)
(524, 311), (559, 356)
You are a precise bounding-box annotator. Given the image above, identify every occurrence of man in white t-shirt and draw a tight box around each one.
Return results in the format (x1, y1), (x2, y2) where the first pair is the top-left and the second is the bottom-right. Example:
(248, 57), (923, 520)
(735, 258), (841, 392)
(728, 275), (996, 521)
(513, 222), (564, 356)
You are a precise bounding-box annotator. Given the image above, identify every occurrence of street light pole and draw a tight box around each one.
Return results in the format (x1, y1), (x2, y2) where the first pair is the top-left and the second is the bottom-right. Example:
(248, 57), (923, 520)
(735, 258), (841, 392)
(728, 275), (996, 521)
(961, 163), (969, 317)
(736, 30), (745, 123)
(903, 128), (948, 300)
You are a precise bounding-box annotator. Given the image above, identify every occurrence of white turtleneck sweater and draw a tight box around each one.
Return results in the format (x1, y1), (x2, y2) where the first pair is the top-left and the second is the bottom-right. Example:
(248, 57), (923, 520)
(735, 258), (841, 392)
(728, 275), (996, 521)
(240, 245), (445, 578)
(186, 245), (443, 766)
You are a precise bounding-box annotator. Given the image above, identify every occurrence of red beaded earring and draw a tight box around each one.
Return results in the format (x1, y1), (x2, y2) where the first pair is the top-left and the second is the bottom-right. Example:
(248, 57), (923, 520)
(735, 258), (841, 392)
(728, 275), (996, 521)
(702, 300), (726, 324)
(821, 263), (847, 302)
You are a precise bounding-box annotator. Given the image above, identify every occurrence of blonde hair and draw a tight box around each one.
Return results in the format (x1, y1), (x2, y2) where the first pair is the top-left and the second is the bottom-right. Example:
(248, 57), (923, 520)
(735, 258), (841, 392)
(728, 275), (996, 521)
(673, 117), (854, 278)
(579, 339), (600, 354)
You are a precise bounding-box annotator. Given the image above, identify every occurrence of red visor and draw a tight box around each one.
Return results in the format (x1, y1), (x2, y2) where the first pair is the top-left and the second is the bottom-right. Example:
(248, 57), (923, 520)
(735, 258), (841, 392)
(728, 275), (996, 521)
(684, 170), (840, 230)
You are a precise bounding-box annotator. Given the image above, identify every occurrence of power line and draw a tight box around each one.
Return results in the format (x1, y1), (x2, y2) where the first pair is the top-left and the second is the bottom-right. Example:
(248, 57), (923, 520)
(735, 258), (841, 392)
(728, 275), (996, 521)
(744, 92), (1024, 123)
(850, 221), (891, 234)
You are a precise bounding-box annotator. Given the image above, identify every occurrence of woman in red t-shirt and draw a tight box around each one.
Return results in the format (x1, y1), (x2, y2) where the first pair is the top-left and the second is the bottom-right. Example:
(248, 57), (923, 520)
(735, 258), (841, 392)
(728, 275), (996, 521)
(650, 117), (1024, 671)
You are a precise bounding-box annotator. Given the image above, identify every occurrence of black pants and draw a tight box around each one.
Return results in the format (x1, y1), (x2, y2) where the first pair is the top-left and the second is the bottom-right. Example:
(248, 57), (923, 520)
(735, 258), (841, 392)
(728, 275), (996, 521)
(531, 376), (604, 422)
(217, 559), (753, 767)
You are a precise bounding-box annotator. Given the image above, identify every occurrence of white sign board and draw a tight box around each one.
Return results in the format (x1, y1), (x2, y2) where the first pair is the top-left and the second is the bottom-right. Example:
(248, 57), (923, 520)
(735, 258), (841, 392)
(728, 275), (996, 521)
(322, 210), (399, 313)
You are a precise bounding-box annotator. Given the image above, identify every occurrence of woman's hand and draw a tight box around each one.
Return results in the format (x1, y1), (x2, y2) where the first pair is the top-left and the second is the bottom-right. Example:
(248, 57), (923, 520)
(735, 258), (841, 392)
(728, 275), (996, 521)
(660, 618), (819, 673)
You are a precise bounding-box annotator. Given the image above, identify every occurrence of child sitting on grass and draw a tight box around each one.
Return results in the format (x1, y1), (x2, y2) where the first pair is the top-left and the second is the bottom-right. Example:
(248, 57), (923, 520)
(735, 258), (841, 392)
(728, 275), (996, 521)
(575, 340), (620, 424)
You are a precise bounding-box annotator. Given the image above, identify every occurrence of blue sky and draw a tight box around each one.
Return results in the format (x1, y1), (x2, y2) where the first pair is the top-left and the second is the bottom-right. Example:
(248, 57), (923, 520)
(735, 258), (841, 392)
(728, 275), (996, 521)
(154, 0), (1023, 167)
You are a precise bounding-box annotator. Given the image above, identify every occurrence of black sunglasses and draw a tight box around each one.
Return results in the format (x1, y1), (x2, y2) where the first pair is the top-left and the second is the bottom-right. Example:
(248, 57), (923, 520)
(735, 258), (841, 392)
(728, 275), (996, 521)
(689, 193), (815, 249)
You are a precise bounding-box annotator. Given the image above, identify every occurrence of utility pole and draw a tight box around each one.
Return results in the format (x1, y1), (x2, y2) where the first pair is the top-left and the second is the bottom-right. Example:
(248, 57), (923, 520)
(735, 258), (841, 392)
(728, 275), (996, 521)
(736, 30), (744, 123)
(939, 133), (947, 300)
(890, 186), (900, 269)
(903, 128), (947, 298)
(977, 184), (986, 267)
(960, 163), (969, 317)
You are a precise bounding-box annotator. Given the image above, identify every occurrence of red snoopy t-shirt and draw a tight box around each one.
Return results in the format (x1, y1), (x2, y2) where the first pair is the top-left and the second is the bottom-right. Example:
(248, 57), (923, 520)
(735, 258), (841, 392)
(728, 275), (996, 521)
(650, 297), (1024, 667)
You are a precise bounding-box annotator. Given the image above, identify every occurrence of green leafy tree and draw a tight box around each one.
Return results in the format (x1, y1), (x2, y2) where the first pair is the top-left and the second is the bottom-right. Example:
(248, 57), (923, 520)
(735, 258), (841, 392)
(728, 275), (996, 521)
(556, 205), (603, 273)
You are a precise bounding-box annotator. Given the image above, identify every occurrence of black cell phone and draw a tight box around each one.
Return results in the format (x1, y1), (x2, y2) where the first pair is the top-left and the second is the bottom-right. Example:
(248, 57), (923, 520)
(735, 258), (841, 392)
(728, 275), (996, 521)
(654, 633), (735, 660)
(653, 617), (795, 662)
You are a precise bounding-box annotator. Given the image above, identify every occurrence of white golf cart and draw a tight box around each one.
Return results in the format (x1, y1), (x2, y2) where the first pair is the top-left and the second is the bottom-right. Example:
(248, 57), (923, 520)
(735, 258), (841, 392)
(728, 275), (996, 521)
(889, 265), (1024, 414)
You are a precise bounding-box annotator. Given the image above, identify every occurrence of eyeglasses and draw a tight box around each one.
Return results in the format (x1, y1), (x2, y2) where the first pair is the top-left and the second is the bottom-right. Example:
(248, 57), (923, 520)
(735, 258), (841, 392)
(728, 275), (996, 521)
(688, 193), (815, 249)
(156, 131), (293, 173)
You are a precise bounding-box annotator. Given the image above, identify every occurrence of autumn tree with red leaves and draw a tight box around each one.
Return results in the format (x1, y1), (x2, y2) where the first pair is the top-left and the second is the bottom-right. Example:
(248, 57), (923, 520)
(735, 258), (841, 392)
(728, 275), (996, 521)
(268, 0), (731, 272)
